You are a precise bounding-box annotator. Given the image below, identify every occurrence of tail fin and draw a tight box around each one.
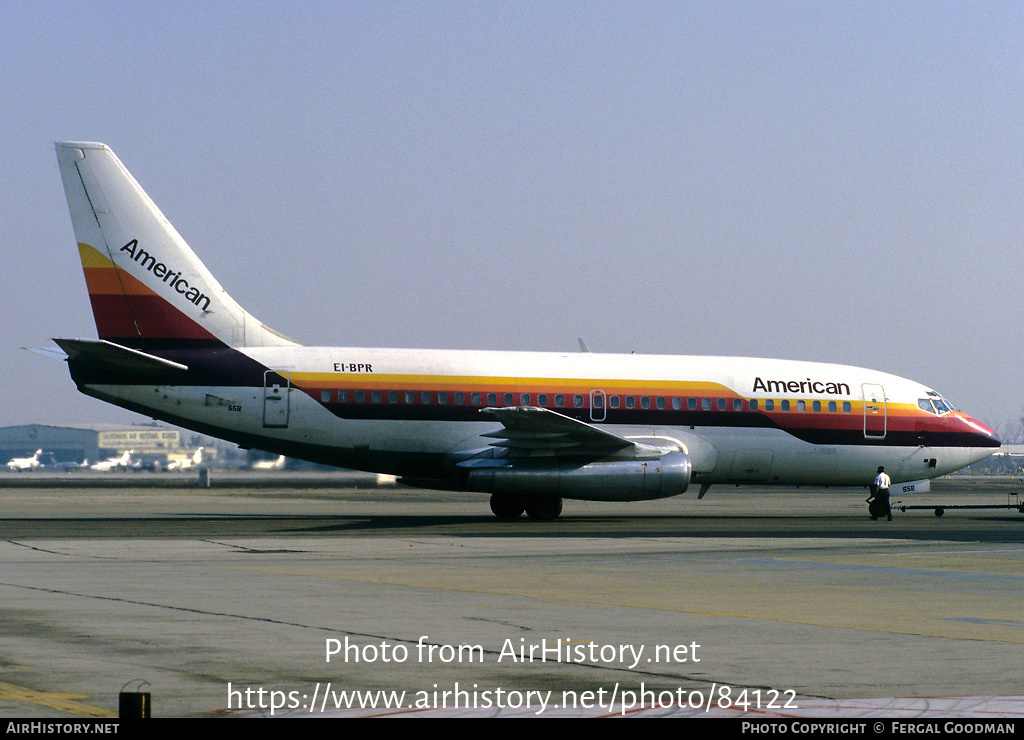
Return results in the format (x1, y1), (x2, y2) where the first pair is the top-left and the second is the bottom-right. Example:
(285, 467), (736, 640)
(55, 142), (296, 349)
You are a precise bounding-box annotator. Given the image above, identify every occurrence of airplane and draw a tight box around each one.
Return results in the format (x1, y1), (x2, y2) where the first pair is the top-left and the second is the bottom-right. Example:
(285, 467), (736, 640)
(51, 141), (1001, 519)
(166, 447), (203, 471)
(251, 454), (287, 471)
(89, 450), (133, 472)
(7, 449), (43, 472)
(50, 458), (90, 472)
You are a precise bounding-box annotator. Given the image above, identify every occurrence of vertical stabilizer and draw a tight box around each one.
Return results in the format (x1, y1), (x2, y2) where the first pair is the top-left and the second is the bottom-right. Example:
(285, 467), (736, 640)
(55, 142), (296, 349)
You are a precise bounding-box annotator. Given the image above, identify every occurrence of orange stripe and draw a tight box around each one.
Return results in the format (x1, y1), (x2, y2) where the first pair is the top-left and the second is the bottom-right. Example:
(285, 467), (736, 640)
(82, 266), (153, 296)
(79, 242), (155, 296)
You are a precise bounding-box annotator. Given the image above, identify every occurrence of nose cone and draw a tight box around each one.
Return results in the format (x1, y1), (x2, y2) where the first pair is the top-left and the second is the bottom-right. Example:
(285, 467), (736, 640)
(959, 413), (1001, 447)
(954, 413), (1002, 469)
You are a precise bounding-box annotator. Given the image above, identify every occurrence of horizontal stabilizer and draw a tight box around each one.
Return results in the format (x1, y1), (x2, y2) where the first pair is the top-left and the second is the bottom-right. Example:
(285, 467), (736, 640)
(53, 338), (189, 375)
(25, 346), (70, 361)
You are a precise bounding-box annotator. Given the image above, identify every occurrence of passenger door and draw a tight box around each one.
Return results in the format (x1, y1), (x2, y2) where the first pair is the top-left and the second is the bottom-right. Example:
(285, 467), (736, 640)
(862, 383), (886, 439)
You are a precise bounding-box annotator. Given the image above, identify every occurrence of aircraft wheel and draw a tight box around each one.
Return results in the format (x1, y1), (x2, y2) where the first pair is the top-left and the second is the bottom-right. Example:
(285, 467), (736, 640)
(490, 493), (526, 519)
(525, 495), (563, 521)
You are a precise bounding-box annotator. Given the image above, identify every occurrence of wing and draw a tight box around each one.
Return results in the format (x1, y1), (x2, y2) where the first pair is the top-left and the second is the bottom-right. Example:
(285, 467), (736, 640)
(456, 406), (670, 469)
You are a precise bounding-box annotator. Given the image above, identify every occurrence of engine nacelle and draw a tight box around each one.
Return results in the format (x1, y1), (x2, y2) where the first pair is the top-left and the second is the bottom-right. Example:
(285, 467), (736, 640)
(465, 451), (691, 502)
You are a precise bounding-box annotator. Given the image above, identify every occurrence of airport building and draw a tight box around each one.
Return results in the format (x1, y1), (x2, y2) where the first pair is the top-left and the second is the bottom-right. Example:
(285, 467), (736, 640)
(0, 424), (182, 468)
(970, 443), (1024, 475)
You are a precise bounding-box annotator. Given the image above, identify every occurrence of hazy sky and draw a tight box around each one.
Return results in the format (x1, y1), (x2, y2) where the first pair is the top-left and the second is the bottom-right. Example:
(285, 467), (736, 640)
(4, 2), (1022, 435)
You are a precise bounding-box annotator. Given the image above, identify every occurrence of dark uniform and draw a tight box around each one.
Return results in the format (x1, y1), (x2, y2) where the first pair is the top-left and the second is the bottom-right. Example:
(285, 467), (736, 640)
(869, 466), (892, 521)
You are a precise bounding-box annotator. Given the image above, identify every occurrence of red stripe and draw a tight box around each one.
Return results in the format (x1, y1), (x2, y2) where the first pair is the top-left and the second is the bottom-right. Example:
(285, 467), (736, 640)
(89, 294), (219, 341)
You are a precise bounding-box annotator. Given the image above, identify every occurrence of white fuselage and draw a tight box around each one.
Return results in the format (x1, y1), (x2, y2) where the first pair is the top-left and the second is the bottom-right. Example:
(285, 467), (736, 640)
(78, 346), (999, 491)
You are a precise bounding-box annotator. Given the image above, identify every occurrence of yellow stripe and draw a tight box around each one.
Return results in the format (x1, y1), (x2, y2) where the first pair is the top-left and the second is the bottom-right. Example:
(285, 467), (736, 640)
(77, 242), (114, 269)
(288, 372), (730, 393)
(0, 679), (116, 718)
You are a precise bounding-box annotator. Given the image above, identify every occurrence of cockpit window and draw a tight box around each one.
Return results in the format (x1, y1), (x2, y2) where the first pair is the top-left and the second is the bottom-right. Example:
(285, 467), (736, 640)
(919, 391), (955, 416)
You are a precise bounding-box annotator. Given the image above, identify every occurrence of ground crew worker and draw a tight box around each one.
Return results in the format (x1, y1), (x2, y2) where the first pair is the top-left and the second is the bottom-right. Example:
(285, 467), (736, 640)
(871, 466), (892, 521)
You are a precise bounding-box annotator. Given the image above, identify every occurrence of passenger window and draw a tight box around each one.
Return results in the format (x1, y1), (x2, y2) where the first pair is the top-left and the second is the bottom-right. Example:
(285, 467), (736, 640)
(574, 395), (584, 408)
(355, 390), (365, 403)
(733, 398), (742, 411)
(339, 390), (348, 403)
(842, 401), (851, 413)
(555, 394), (564, 407)
(626, 396), (636, 409)
(797, 400), (806, 412)
(438, 392), (448, 404)
(421, 391), (431, 404)
(828, 401), (837, 413)
(487, 393), (497, 405)
(812, 400), (821, 412)
(405, 391), (415, 404)
(538, 394), (547, 406)
(593, 394), (603, 408)
(672, 397), (681, 410)
(455, 392), (464, 404)
(765, 399), (774, 411)
(609, 395), (620, 409)
(321, 390), (330, 402)
(471, 392), (481, 405)
(371, 390), (381, 403)
(656, 397), (666, 410)
(641, 397), (650, 409)
(702, 398), (711, 411)
(688, 398), (697, 410)
(717, 398), (726, 411)
(750, 399), (758, 411)
(781, 400), (790, 411)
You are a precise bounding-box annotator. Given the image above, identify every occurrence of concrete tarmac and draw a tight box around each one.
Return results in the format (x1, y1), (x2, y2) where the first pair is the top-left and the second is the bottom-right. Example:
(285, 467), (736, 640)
(0, 474), (1022, 718)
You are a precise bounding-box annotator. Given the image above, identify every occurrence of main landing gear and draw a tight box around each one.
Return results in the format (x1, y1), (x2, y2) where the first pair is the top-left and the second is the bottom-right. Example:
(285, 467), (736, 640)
(489, 492), (563, 521)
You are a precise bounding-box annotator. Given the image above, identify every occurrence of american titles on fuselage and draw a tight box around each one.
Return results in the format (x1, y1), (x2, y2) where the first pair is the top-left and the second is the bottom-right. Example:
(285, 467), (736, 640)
(752, 377), (851, 396)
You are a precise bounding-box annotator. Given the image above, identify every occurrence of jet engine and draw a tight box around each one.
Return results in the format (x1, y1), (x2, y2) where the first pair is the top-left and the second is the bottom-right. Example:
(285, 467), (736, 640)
(465, 451), (691, 502)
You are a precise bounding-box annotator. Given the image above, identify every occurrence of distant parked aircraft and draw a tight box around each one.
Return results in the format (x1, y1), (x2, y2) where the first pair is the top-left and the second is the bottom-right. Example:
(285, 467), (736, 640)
(166, 447), (204, 471)
(7, 449), (43, 472)
(90, 450), (133, 472)
(252, 454), (286, 471)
